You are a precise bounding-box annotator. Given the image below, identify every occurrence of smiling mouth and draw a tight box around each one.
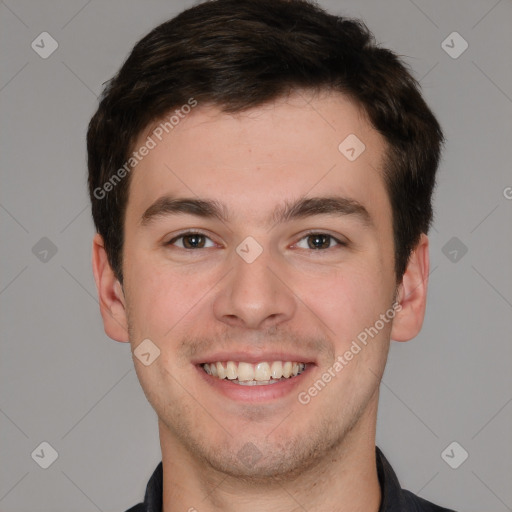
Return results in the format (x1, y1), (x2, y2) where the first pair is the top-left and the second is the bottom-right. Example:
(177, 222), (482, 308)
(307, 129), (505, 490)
(201, 361), (307, 386)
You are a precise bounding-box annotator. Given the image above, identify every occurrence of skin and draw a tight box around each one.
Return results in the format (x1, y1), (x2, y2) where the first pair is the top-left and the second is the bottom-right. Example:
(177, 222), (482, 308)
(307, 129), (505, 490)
(93, 90), (429, 512)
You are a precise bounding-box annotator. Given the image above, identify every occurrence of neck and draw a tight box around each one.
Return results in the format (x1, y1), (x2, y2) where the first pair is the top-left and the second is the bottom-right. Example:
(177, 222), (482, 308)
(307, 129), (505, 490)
(160, 397), (381, 512)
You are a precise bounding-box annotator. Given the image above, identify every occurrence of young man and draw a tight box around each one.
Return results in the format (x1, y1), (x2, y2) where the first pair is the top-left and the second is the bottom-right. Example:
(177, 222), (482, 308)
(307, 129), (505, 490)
(88, 0), (455, 510)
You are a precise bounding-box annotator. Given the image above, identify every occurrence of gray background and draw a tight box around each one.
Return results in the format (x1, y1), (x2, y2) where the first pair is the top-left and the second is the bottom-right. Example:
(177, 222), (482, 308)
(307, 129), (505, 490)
(1, 0), (511, 511)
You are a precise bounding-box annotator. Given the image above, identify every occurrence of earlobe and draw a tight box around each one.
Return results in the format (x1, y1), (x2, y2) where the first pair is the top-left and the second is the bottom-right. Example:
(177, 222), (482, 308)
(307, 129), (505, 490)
(390, 234), (429, 342)
(91, 233), (130, 342)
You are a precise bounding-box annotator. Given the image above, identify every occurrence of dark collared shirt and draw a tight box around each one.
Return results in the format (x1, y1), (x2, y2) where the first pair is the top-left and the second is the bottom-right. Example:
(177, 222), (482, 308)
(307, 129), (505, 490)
(125, 446), (456, 512)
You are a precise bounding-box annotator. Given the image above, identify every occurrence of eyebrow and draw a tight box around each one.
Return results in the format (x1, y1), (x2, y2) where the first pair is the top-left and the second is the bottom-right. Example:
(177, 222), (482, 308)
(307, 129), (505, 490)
(140, 195), (371, 227)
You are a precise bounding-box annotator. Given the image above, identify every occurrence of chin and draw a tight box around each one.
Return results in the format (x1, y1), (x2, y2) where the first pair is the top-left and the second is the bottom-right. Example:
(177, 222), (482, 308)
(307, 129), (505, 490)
(187, 422), (344, 483)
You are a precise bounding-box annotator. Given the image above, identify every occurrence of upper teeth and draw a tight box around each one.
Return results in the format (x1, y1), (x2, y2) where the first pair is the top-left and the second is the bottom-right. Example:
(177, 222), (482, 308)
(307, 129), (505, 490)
(202, 361), (306, 381)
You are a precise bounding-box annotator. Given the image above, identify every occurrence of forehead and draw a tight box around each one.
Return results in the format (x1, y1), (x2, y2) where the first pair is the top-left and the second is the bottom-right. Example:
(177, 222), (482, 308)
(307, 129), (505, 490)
(125, 91), (390, 227)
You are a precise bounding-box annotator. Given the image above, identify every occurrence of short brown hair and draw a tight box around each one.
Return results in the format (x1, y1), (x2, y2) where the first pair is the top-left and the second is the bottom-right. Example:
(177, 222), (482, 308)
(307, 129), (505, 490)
(87, 0), (443, 283)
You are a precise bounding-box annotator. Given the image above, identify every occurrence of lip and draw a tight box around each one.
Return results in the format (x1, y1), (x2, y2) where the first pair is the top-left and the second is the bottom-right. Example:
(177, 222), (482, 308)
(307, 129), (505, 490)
(196, 363), (315, 403)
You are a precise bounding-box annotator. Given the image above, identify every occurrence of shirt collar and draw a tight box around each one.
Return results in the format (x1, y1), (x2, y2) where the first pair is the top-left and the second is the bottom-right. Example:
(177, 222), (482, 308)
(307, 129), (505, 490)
(376, 446), (408, 511)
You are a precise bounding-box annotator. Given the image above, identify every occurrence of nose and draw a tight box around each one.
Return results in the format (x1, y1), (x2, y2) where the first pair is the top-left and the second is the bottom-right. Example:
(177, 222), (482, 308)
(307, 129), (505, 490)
(212, 245), (297, 330)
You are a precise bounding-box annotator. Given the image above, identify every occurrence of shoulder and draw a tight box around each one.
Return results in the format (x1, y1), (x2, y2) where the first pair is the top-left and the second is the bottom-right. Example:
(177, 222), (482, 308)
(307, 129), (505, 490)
(402, 489), (457, 512)
(124, 505), (145, 512)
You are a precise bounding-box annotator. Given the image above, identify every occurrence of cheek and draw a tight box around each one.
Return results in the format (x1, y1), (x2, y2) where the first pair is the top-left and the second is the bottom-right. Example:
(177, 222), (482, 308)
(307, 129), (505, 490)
(301, 264), (394, 345)
(124, 254), (217, 343)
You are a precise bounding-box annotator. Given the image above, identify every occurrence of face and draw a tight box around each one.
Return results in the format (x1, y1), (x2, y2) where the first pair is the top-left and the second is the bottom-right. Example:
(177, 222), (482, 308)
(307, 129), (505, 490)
(94, 91), (427, 480)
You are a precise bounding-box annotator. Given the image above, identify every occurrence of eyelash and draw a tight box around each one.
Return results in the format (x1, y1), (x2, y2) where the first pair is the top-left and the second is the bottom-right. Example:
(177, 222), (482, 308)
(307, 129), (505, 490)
(166, 230), (347, 251)
(167, 231), (217, 249)
(295, 230), (347, 250)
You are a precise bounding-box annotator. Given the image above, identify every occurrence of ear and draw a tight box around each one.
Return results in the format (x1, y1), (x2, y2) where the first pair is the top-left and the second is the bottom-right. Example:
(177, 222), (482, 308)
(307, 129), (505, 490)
(92, 233), (129, 342)
(391, 233), (429, 342)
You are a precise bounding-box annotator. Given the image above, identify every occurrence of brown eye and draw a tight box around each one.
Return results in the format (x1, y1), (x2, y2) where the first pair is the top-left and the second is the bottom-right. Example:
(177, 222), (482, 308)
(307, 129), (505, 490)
(294, 232), (346, 251)
(307, 234), (332, 250)
(182, 234), (206, 248)
(168, 233), (215, 249)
